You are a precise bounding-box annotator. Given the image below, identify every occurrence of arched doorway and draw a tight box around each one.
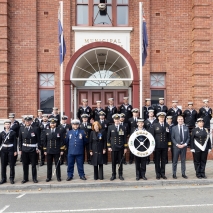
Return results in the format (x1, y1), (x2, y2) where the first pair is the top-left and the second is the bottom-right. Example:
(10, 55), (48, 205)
(64, 42), (139, 120)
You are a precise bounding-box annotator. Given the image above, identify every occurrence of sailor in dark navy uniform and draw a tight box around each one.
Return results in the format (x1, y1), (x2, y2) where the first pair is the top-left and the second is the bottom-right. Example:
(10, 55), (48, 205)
(79, 114), (92, 164)
(77, 99), (93, 122)
(143, 98), (154, 120)
(0, 119), (17, 184)
(44, 118), (65, 182)
(191, 118), (211, 179)
(118, 97), (133, 123)
(167, 100), (182, 126)
(58, 115), (72, 165)
(19, 116), (40, 184)
(49, 107), (60, 126)
(107, 114), (127, 181)
(105, 98), (117, 124)
(34, 109), (43, 127)
(93, 100), (105, 122)
(66, 119), (87, 181)
(198, 99), (212, 130)
(128, 108), (140, 164)
(154, 98), (168, 118)
(39, 114), (50, 166)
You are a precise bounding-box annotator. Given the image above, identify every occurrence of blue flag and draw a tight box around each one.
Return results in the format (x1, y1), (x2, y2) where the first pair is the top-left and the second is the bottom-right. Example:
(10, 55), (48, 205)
(142, 21), (148, 66)
(58, 19), (66, 64)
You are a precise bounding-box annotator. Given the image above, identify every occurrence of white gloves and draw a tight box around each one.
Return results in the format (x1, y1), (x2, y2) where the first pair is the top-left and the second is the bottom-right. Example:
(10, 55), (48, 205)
(190, 149), (195, 153)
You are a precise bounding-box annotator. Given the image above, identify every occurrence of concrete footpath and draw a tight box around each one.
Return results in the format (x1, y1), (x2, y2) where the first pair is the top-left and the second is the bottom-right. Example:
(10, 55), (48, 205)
(1, 160), (213, 191)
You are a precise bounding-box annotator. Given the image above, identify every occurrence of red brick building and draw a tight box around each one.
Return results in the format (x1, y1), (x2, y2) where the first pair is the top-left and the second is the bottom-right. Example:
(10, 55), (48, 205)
(0, 0), (212, 159)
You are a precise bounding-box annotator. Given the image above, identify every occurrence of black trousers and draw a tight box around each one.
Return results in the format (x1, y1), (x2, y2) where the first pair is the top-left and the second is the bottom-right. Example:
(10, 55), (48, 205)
(47, 153), (61, 179)
(111, 150), (123, 176)
(39, 144), (45, 163)
(22, 151), (37, 180)
(155, 148), (167, 176)
(1, 151), (15, 180)
(94, 164), (103, 180)
(84, 143), (90, 162)
(193, 151), (208, 177)
(135, 156), (147, 178)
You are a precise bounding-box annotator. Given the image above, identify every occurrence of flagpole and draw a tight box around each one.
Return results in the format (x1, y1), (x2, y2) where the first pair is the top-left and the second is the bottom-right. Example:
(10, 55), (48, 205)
(60, 1), (64, 118)
(139, 2), (143, 117)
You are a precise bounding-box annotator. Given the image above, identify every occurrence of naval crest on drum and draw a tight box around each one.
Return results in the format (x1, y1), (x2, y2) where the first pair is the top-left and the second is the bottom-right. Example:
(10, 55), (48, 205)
(128, 130), (155, 157)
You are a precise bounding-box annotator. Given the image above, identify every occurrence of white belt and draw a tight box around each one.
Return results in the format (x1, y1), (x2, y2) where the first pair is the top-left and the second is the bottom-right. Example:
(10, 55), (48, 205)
(23, 143), (37, 147)
(2, 144), (13, 147)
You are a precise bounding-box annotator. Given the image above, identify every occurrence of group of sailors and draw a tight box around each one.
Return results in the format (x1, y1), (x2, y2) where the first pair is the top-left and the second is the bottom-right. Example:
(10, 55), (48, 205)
(0, 97), (212, 184)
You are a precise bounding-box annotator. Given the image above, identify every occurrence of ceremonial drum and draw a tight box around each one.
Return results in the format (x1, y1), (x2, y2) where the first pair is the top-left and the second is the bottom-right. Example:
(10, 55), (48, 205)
(128, 130), (155, 157)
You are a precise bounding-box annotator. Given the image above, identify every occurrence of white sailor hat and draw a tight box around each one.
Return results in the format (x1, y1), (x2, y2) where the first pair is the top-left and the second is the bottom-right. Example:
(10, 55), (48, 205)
(42, 114), (49, 117)
(137, 118), (144, 122)
(8, 113), (15, 118)
(159, 98), (164, 100)
(62, 115), (68, 120)
(108, 98), (114, 101)
(96, 100), (101, 103)
(4, 119), (11, 124)
(157, 112), (166, 117)
(82, 99), (88, 102)
(172, 100), (178, 103)
(120, 113), (125, 118)
(71, 119), (80, 125)
(24, 115), (33, 121)
(123, 97), (129, 100)
(81, 114), (89, 118)
(197, 118), (204, 122)
(148, 109), (154, 113)
(188, 102), (193, 105)
(132, 108), (139, 113)
(203, 99), (209, 103)
(37, 109), (43, 112)
(99, 111), (106, 116)
(166, 116), (173, 119)
(48, 118), (58, 123)
(145, 98), (151, 101)
(52, 107), (58, 110)
(112, 114), (120, 119)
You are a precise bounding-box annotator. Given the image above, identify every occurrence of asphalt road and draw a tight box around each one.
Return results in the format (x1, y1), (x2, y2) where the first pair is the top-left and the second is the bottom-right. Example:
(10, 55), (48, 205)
(0, 185), (213, 213)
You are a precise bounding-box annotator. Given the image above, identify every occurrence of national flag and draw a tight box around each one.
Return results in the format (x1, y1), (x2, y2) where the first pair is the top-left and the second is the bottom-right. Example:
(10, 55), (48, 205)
(142, 18), (148, 66)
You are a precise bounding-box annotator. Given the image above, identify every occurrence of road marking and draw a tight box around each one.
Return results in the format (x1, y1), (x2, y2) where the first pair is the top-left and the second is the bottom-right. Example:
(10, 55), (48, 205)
(16, 194), (26, 199)
(0, 205), (10, 213)
(6, 204), (213, 212)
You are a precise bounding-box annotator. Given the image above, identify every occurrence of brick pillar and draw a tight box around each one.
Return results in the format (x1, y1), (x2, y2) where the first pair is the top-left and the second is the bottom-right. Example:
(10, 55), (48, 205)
(192, 0), (211, 107)
(0, 0), (10, 118)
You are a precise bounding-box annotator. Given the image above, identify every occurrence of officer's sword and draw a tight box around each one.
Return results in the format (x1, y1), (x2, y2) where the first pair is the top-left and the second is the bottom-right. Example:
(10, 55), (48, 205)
(118, 153), (126, 170)
(52, 156), (61, 177)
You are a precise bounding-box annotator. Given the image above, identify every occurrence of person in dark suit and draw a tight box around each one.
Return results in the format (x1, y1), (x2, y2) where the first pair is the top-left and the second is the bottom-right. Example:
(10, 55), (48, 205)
(171, 115), (190, 179)
(151, 112), (171, 180)
(133, 118), (149, 180)
(19, 116), (40, 184)
(58, 115), (72, 165)
(119, 113), (130, 165)
(191, 118), (212, 179)
(107, 114), (127, 181)
(143, 98), (154, 120)
(154, 98), (168, 118)
(65, 119), (87, 181)
(118, 97), (133, 123)
(144, 109), (158, 164)
(49, 107), (60, 126)
(98, 111), (109, 164)
(93, 100), (105, 122)
(79, 114), (92, 164)
(105, 98), (117, 125)
(39, 114), (50, 166)
(43, 118), (65, 182)
(77, 99), (93, 122)
(34, 109), (43, 126)
(89, 121), (107, 180)
(167, 100), (182, 126)
(128, 108), (139, 164)
(0, 119), (17, 184)
(198, 99), (212, 130)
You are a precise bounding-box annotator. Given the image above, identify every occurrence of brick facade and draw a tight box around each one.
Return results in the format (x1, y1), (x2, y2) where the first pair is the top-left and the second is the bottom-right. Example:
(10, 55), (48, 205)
(0, 0), (212, 159)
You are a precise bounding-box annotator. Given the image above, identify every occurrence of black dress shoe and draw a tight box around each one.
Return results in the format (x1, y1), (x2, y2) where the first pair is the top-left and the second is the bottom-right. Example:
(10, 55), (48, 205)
(110, 176), (116, 181)
(105, 163), (108, 165)
(40, 162), (44, 166)
(196, 175), (202, 179)
(33, 179), (38, 183)
(173, 174), (177, 179)
(129, 161), (133, 164)
(202, 175), (207, 179)
(182, 174), (188, 179)
(57, 178), (61, 182)
(142, 176), (147, 180)
(0, 179), (6, 184)
(87, 161), (91, 165)
(46, 178), (51, 182)
(119, 176), (124, 181)
(156, 175), (160, 180)
(123, 162), (127, 165)
(146, 161), (150, 165)
(66, 177), (73, 181)
(10, 179), (15, 184)
(161, 175), (167, 179)
(21, 180), (28, 184)
(136, 177), (140, 181)
(60, 161), (64, 165)
(80, 176), (87, 180)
